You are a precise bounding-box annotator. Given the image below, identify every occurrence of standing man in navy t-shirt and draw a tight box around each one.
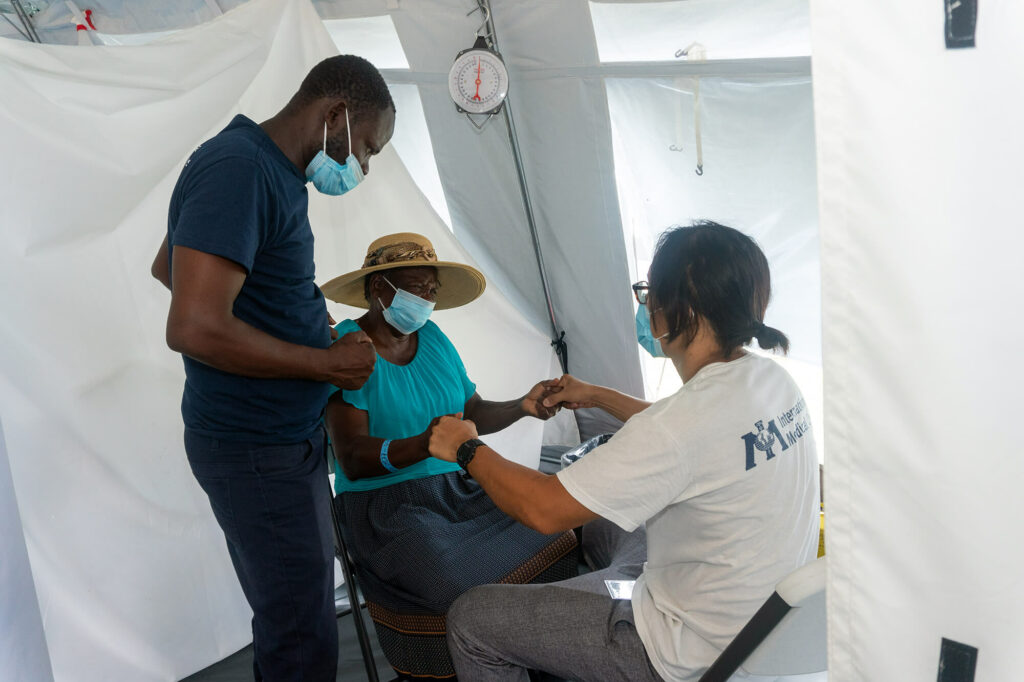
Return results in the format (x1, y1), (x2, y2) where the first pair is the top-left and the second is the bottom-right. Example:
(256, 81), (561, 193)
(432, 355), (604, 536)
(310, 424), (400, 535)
(151, 55), (394, 681)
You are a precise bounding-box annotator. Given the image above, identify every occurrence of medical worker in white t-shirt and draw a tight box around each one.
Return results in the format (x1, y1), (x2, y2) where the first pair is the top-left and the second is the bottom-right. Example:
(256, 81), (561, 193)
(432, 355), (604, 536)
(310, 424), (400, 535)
(429, 220), (820, 682)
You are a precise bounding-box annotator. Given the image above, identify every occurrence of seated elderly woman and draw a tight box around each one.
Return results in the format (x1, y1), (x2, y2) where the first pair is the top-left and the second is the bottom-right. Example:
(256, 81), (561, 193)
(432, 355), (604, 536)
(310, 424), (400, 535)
(430, 221), (821, 682)
(319, 232), (565, 617)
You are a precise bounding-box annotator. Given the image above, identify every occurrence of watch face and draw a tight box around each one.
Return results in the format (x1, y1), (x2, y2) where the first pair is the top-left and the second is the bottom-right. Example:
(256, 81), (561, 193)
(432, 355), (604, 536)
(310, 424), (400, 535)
(457, 438), (483, 469)
(448, 49), (509, 115)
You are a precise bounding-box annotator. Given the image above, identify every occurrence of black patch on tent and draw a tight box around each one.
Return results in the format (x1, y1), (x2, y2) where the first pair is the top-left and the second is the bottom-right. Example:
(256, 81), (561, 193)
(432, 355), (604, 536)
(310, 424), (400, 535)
(937, 638), (978, 682)
(945, 0), (977, 49)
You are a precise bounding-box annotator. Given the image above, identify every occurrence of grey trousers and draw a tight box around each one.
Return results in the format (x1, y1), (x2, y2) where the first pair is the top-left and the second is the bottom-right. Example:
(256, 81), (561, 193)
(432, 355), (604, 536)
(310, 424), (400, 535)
(446, 518), (664, 682)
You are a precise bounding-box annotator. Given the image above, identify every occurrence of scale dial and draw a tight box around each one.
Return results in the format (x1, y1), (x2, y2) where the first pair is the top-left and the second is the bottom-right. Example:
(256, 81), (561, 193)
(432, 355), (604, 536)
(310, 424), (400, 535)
(448, 48), (509, 115)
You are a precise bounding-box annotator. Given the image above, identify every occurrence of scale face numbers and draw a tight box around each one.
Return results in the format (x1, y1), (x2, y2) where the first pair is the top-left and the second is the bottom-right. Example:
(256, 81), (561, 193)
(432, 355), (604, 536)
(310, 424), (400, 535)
(448, 48), (509, 115)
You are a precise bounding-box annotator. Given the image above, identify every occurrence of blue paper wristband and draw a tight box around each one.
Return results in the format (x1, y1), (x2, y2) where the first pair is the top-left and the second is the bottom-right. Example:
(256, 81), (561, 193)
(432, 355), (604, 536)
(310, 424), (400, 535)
(379, 440), (399, 473)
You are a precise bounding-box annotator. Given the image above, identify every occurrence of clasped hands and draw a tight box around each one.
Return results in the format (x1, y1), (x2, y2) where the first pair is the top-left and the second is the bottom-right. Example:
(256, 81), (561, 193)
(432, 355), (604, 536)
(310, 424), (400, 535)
(428, 374), (597, 462)
(521, 373), (597, 418)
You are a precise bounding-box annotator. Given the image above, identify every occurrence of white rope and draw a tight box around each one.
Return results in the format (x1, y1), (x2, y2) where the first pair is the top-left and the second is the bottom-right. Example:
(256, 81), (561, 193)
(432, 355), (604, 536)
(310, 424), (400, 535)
(694, 76), (703, 176)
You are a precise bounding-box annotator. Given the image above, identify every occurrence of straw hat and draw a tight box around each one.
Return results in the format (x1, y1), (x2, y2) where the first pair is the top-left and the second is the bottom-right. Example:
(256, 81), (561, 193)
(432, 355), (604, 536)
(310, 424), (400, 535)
(321, 233), (486, 310)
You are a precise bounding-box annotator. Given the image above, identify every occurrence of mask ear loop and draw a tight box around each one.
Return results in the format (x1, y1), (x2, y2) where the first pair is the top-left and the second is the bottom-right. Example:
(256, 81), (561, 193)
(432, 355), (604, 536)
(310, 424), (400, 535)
(647, 303), (670, 341)
(345, 106), (352, 158)
(322, 121), (327, 153)
(377, 275), (397, 312)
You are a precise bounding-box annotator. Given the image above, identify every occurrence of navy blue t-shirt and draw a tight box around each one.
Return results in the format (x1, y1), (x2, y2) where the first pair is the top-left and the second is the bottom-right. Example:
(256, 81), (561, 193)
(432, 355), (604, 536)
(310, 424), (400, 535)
(167, 115), (331, 443)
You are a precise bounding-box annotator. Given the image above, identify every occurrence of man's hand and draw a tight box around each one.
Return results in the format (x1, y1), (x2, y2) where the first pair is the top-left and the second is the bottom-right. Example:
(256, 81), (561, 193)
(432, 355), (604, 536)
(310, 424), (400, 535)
(520, 379), (562, 420)
(429, 415), (478, 462)
(323, 330), (376, 389)
(419, 412), (461, 450)
(542, 374), (597, 410)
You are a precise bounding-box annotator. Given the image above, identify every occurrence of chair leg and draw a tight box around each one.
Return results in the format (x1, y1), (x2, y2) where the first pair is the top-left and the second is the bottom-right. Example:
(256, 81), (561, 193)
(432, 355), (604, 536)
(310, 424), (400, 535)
(329, 486), (380, 682)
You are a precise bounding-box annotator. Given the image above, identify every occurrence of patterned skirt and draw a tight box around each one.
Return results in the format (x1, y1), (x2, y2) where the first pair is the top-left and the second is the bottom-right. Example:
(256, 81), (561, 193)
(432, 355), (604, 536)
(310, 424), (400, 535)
(335, 471), (562, 614)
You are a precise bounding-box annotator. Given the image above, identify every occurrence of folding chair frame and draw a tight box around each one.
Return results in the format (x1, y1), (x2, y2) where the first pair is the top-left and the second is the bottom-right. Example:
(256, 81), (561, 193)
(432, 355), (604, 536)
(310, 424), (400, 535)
(327, 449), (381, 682)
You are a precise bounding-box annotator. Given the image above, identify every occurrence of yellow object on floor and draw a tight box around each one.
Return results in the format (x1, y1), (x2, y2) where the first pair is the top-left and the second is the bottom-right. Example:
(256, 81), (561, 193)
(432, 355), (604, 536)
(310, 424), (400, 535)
(818, 511), (826, 557)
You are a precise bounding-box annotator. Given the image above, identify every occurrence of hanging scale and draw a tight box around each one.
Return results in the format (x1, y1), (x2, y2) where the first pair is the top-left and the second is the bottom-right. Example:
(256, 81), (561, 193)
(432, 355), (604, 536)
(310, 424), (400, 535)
(448, 3), (509, 130)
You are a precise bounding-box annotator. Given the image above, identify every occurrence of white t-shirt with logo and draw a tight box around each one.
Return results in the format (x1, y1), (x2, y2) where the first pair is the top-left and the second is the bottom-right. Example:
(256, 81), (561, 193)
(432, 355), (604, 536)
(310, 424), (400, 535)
(557, 353), (819, 682)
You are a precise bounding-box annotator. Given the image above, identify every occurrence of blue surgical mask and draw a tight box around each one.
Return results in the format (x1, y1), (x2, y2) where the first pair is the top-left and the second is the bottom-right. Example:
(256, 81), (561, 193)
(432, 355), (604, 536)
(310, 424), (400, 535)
(380, 276), (435, 335)
(636, 304), (668, 358)
(305, 107), (365, 196)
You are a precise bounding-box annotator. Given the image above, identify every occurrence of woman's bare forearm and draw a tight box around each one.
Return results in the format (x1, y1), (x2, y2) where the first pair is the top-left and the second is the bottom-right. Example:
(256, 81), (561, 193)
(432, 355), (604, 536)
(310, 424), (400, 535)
(589, 385), (651, 422)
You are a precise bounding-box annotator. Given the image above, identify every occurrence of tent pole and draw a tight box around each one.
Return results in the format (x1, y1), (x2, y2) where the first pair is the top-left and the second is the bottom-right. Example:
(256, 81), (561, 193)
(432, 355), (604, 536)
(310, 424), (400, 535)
(10, 0), (41, 42)
(478, 0), (569, 375)
(1, 12), (31, 41)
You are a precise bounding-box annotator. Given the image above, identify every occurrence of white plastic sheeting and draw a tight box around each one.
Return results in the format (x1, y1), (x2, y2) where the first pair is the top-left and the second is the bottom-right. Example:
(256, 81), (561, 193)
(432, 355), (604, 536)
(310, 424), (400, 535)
(0, 0), (556, 679)
(322, 15), (409, 69)
(812, 0), (1024, 679)
(0, 418), (54, 682)
(589, 0), (811, 62)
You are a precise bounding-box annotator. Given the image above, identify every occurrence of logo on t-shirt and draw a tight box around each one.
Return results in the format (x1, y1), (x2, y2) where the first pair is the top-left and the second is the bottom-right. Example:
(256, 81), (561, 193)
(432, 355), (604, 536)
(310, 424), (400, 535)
(741, 398), (811, 470)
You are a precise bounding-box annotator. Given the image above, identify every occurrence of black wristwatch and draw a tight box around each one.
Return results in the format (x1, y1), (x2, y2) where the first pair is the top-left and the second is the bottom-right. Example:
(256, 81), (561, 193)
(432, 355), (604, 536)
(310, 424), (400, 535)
(456, 438), (486, 471)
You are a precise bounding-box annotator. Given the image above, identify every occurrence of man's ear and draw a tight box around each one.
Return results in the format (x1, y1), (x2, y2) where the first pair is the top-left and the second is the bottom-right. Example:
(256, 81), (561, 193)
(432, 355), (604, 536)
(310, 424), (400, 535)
(324, 98), (348, 131)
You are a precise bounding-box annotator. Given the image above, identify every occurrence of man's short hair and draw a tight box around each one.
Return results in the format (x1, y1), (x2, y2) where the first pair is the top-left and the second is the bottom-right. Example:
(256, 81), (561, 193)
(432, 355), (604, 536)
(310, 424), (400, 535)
(297, 55), (395, 121)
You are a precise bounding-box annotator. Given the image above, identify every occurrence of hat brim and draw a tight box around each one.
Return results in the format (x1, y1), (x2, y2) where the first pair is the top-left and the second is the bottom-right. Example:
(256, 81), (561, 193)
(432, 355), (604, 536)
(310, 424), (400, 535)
(321, 260), (486, 310)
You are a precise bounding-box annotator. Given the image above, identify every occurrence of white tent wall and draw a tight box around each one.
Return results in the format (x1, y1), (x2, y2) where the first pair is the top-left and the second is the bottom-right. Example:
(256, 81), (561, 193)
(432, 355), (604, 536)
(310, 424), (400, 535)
(0, 0), (555, 679)
(0, 418), (55, 682)
(812, 0), (1024, 680)
(0, 3), (333, 678)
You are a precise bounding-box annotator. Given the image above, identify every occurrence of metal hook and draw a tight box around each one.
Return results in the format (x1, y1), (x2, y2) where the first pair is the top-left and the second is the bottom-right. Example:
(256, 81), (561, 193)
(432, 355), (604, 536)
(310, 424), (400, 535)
(466, 112), (496, 131)
(695, 164), (704, 176)
(467, 2), (491, 38)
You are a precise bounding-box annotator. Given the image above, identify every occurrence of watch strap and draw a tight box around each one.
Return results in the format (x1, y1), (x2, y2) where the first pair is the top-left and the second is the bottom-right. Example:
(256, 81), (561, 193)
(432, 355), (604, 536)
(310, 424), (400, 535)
(456, 438), (486, 471)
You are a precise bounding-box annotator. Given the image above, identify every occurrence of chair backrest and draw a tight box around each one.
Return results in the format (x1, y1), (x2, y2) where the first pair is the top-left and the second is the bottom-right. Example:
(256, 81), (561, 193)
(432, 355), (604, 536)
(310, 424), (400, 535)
(741, 556), (827, 675)
(699, 556), (826, 682)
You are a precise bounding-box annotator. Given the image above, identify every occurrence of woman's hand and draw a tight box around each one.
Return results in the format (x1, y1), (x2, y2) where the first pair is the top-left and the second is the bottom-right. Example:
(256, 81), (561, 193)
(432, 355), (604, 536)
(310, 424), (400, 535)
(520, 379), (562, 420)
(542, 374), (597, 410)
(429, 415), (478, 462)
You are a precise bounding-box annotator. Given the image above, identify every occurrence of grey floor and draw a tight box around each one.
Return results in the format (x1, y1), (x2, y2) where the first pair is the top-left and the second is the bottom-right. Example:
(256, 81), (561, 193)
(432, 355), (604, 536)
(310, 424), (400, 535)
(181, 596), (394, 682)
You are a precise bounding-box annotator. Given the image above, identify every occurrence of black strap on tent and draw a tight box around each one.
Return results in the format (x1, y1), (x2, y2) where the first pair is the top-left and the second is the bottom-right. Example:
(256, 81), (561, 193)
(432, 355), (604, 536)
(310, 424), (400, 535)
(551, 331), (568, 376)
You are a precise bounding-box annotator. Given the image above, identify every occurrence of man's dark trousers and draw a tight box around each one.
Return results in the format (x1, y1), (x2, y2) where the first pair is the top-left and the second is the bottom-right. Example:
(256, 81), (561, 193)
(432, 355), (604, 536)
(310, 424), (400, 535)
(185, 426), (337, 681)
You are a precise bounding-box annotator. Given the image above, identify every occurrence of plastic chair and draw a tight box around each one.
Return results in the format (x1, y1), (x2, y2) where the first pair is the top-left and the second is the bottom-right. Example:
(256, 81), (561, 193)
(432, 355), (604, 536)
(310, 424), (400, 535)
(699, 556), (827, 682)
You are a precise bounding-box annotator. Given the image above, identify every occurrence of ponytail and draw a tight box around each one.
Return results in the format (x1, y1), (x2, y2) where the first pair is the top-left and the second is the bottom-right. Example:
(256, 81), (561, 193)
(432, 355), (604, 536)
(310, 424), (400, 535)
(753, 321), (789, 354)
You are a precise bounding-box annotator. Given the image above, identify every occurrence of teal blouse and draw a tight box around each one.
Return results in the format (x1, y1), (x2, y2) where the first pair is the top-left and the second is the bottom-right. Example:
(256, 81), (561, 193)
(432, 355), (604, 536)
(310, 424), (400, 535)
(330, 319), (475, 493)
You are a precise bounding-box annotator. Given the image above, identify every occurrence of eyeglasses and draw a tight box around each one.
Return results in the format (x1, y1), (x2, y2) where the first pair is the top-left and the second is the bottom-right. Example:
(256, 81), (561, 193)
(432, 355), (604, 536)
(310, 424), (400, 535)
(631, 280), (650, 305)
(385, 275), (440, 299)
